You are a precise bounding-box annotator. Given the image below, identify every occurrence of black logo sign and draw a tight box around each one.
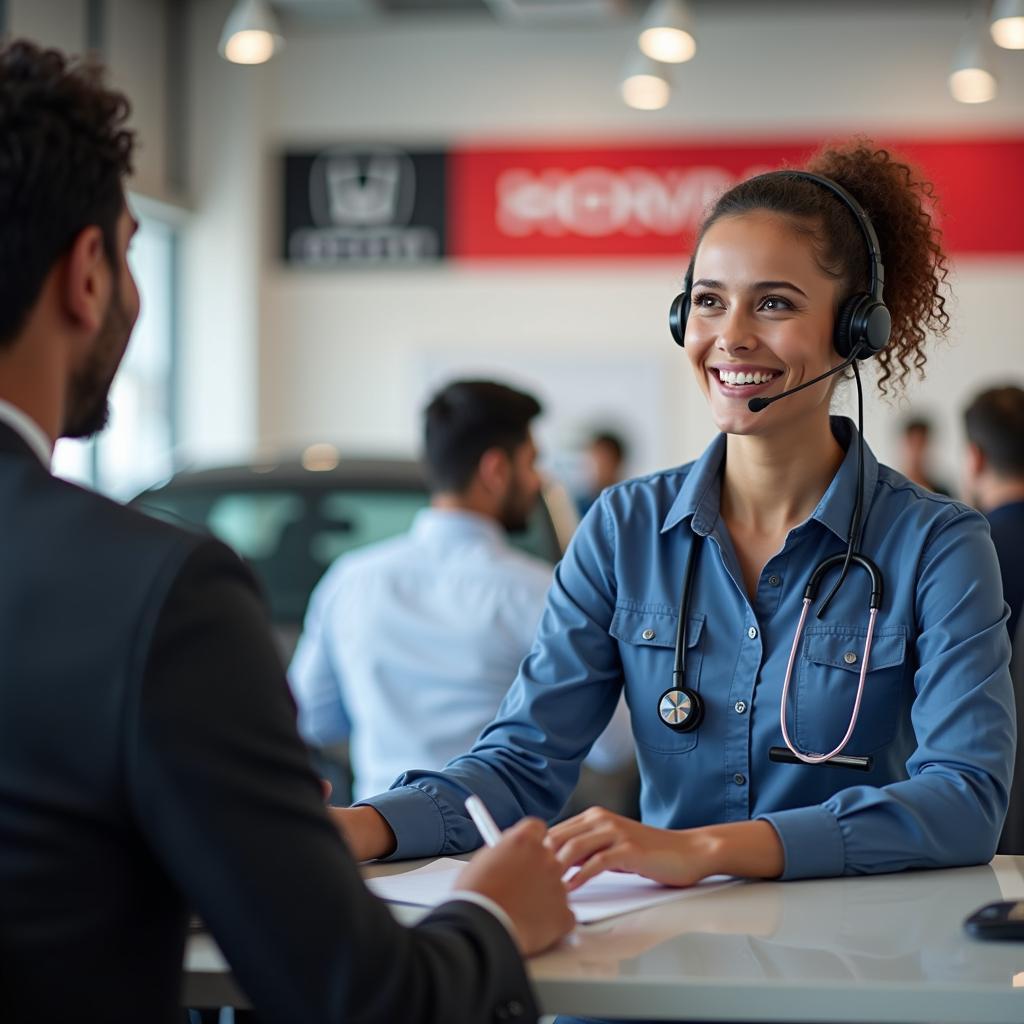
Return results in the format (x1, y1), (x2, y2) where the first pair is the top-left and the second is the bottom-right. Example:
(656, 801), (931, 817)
(283, 146), (447, 266)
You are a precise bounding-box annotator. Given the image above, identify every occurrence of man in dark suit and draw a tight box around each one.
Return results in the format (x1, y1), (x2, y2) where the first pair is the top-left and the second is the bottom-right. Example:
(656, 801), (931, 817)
(0, 39), (573, 1024)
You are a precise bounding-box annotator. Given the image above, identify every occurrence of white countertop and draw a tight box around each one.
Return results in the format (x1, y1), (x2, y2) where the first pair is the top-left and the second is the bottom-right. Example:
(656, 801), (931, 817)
(185, 855), (1024, 1021)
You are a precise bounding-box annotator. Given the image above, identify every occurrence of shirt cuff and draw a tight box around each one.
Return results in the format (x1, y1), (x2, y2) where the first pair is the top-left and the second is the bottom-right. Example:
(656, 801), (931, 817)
(446, 890), (519, 950)
(355, 785), (447, 861)
(757, 804), (846, 880)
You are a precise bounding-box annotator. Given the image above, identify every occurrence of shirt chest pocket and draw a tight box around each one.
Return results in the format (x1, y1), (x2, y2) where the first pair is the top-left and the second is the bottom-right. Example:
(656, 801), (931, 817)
(794, 625), (909, 756)
(609, 604), (706, 754)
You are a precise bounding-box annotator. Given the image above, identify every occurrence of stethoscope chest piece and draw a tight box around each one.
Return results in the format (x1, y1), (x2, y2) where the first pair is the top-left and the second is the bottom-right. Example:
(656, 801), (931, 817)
(658, 686), (704, 732)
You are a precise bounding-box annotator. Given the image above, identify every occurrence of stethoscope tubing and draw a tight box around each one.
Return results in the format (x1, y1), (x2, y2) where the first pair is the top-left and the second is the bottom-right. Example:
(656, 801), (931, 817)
(663, 539), (885, 765)
(778, 600), (880, 764)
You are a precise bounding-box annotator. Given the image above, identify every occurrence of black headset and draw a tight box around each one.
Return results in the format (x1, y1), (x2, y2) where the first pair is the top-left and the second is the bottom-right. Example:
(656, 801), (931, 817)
(668, 170), (892, 361)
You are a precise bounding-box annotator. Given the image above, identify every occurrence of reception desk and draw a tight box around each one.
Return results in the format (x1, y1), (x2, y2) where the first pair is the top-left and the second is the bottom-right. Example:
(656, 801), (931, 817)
(185, 855), (1024, 1022)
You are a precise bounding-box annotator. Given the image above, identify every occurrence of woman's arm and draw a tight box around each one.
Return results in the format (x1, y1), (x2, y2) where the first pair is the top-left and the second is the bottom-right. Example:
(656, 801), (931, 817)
(348, 497), (627, 861)
(760, 507), (1014, 879)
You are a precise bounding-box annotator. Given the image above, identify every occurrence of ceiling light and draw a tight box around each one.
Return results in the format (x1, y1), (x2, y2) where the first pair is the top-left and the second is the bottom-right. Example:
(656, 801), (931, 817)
(949, 9), (999, 104)
(621, 54), (671, 111)
(219, 0), (284, 65)
(946, 36), (995, 101)
(949, 65), (997, 102)
(638, 0), (696, 64)
(991, 0), (1024, 48)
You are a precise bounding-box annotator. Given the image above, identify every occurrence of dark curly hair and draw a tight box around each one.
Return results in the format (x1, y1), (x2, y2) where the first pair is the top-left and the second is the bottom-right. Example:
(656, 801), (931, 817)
(0, 39), (134, 347)
(692, 140), (950, 396)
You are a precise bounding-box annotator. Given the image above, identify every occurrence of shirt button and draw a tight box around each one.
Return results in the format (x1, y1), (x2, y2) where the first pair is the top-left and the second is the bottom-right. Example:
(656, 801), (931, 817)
(768, 574), (781, 587)
(843, 651), (858, 665)
(734, 701), (747, 714)
(747, 626), (758, 640)
(733, 773), (746, 785)
(642, 629), (656, 640)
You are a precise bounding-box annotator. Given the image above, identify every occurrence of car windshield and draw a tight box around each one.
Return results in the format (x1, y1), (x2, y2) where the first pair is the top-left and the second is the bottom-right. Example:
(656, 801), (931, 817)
(135, 483), (561, 626)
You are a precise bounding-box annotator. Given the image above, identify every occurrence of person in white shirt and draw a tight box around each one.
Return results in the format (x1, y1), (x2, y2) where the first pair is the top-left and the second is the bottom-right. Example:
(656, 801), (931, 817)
(290, 379), (633, 801)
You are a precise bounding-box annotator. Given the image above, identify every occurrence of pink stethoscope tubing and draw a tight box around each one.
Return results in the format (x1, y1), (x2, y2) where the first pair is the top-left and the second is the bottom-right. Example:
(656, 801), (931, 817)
(779, 600), (880, 764)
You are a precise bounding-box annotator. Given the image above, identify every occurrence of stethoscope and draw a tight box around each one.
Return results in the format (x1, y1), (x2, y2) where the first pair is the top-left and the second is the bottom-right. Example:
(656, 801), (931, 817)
(656, 363), (885, 772)
(657, 538), (883, 771)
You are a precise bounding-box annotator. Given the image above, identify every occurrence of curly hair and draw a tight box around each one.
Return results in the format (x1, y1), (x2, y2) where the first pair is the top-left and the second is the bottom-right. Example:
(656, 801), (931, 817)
(0, 39), (134, 347)
(692, 140), (950, 396)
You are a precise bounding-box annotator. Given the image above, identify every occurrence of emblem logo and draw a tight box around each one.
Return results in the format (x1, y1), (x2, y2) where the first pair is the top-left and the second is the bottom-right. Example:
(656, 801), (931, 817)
(309, 147), (417, 229)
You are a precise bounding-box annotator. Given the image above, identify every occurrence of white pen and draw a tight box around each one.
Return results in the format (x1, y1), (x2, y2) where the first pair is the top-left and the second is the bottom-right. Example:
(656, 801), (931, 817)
(466, 794), (585, 944)
(464, 795), (503, 847)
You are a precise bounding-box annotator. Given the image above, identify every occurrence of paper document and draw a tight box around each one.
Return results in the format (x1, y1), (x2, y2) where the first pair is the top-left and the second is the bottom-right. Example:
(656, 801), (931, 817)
(366, 858), (734, 924)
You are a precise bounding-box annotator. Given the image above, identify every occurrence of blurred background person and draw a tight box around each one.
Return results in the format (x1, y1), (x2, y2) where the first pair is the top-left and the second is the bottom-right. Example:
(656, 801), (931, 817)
(965, 385), (1024, 857)
(289, 379), (635, 805)
(898, 415), (952, 495)
(963, 385), (1024, 649)
(290, 380), (547, 800)
(577, 429), (629, 517)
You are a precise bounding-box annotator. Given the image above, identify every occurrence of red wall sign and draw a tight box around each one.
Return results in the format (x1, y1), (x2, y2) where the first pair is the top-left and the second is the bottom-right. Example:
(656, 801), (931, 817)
(448, 138), (1024, 259)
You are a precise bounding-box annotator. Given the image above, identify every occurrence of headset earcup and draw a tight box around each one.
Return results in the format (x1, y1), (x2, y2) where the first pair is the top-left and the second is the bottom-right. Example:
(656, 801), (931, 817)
(833, 297), (860, 359)
(834, 294), (891, 360)
(862, 302), (892, 355)
(669, 292), (690, 347)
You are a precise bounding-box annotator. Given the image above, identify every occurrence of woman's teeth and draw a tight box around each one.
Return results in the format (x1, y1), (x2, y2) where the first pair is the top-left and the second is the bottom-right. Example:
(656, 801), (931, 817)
(717, 369), (779, 386)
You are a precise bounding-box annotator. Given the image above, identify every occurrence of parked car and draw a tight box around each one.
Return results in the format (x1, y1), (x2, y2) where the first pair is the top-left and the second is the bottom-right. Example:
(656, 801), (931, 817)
(131, 453), (578, 658)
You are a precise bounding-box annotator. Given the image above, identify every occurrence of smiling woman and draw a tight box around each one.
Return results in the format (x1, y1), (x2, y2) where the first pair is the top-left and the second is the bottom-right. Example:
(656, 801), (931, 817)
(337, 141), (1015, 1024)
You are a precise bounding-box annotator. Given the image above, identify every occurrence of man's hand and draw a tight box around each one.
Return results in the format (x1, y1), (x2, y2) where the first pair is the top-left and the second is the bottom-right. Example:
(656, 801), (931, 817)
(330, 805), (397, 861)
(455, 818), (575, 956)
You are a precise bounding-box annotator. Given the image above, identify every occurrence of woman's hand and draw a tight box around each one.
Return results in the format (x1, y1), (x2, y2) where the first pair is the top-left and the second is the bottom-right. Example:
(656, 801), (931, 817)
(545, 807), (716, 891)
(329, 805), (397, 862)
(545, 808), (785, 891)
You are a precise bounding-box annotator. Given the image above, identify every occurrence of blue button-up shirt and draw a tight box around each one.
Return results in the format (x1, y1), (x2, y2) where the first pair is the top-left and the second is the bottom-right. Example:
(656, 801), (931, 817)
(364, 419), (1015, 879)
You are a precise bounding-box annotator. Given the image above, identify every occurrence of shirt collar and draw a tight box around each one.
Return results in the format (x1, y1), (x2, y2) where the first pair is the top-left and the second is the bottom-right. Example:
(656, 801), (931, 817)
(410, 507), (509, 548)
(661, 416), (878, 545)
(0, 400), (53, 469)
(661, 431), (727, 538)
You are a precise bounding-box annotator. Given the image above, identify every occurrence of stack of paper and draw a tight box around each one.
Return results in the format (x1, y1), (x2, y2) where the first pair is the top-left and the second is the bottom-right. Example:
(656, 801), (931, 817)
(366, 859), (734, 925)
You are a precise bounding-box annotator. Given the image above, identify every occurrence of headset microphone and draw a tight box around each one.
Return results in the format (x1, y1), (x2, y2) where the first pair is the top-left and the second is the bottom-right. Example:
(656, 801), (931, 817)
(747, 344), (865, 413)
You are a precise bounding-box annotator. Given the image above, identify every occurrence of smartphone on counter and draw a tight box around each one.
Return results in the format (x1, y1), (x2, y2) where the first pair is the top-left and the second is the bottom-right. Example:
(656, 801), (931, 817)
(964, 900), (1024, 940)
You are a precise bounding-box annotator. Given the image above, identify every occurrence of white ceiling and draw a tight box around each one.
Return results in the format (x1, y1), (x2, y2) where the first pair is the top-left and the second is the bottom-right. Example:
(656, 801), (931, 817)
(272, 0), (972, 25)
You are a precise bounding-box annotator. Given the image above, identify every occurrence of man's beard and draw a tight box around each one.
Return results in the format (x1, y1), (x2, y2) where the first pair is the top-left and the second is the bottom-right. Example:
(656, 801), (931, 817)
(62, 287), (132, 440)
(498, 476), (535, 534)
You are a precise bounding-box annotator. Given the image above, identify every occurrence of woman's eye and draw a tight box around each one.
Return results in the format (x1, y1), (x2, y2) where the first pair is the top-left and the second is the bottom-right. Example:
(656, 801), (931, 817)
(760, 295), (792, 311)
(693, 292), (720, 309)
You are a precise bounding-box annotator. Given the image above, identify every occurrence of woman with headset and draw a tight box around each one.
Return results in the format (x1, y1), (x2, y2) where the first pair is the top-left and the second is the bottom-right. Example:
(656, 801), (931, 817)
(337, 142), (1014, 914)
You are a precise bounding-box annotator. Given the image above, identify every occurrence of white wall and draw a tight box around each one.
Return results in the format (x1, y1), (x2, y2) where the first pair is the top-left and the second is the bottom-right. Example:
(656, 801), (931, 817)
(176, 0), (262, 464)
(182, 5), (1024, 488)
